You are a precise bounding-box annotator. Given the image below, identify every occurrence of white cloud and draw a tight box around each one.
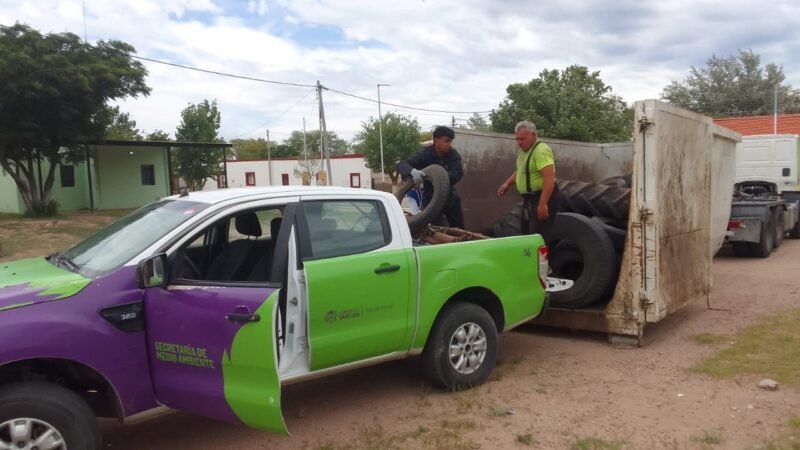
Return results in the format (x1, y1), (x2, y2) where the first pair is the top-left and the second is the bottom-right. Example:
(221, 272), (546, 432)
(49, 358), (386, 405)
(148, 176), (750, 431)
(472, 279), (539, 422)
(1, 0), (799, 142)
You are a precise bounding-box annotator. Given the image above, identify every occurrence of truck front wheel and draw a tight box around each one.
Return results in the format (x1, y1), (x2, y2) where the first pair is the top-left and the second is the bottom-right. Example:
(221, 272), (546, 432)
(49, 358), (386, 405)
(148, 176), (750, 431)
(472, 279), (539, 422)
(0, 382), (99, 450)
(423, 303), (497, 390)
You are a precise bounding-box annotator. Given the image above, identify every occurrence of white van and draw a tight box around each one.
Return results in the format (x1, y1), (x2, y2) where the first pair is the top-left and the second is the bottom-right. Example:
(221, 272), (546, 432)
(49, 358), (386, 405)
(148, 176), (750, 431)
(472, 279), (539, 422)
(736, 134), (800, 192)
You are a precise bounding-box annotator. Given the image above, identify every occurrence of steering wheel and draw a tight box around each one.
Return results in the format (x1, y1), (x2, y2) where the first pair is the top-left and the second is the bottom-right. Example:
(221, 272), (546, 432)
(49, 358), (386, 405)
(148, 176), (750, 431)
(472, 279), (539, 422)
(182, 253), (201, 280)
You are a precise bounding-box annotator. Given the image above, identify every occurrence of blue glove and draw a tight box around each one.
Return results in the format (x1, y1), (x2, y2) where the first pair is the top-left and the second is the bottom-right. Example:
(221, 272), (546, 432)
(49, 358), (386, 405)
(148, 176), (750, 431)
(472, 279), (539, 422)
(410, 168), (424, 185)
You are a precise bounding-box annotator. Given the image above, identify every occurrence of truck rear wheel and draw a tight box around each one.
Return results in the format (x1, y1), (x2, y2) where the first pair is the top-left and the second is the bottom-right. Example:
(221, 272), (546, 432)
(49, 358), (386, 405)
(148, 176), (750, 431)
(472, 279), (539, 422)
(732, 242), (751, 257)
(423, 303), (497, 390)
(772, 207), (785, 249)
(749, 216), (775, 258)
(0, 382), (99, 450)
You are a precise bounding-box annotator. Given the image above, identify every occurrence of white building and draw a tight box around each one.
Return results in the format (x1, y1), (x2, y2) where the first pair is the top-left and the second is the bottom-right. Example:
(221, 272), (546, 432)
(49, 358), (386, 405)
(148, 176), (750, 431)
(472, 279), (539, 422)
(203, 154), (374, 190)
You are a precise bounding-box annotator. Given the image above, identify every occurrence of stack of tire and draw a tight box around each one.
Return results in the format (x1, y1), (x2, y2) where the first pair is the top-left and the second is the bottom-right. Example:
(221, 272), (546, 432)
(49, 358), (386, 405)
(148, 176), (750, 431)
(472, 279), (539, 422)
(494, 175), (632, 309)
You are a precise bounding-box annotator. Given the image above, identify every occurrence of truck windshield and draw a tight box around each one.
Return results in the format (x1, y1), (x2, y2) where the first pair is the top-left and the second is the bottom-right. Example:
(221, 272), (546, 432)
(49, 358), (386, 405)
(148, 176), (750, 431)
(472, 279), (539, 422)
(60, 200), (210, 277)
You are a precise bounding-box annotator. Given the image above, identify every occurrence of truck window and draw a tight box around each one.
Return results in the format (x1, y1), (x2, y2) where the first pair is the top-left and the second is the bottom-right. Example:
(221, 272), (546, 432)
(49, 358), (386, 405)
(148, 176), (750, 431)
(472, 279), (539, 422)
(178, 206), (285, 283)
(302, 200), (390, 259)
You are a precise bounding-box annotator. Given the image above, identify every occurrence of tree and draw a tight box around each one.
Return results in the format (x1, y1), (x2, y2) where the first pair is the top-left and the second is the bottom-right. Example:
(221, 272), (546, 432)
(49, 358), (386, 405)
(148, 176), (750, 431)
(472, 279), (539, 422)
(282, 130), (348, 158)
(490, 65), (632, 142)
(145, 129), (171, 141)
(174, 99), (222, 191)
(661, 49), (800, 117)
(231, 138), (268, 160)
(466, 113), (491, 131)
(102, 105), (142, 140)
(0, 23), (150, 214)
(354, 112), (421, 184)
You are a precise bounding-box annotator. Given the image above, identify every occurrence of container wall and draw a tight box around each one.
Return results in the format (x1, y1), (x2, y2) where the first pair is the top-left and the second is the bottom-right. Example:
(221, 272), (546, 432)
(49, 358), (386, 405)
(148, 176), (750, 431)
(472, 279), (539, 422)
(455, 129), (633, 234)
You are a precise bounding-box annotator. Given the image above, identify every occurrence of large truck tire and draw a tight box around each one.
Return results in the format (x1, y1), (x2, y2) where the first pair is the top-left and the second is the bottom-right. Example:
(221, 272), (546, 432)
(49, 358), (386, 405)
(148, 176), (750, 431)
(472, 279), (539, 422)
(599, 174), (632, 188)
(558, 180), (631, 222)
(395, 164), (451, 232)
(790, 218), (800, 239)
(749, 215), (775, 258)
(591, 217), (627, 253)
(492, 203), (524, 237)
(548, 212), (619, 308)
(0, 382), (100, 450)
(772, 207), (785, 249)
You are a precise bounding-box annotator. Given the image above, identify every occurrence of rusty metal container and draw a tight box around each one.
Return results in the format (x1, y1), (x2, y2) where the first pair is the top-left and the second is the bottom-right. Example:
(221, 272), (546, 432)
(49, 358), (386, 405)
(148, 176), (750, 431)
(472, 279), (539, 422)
(454, 100), (740, 345)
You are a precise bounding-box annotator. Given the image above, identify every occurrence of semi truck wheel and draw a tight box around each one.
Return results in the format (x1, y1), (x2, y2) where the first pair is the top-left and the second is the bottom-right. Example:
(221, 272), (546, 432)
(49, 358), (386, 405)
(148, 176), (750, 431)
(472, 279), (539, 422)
(395, 164), (451, 232)
(772, 207), (785, 249)
(732, 242), (751, 257)
(749, 216), (775, 258)
(423, 303), (497, 390)
(790, 218), (800, 239)
(0, 382), (99, 450)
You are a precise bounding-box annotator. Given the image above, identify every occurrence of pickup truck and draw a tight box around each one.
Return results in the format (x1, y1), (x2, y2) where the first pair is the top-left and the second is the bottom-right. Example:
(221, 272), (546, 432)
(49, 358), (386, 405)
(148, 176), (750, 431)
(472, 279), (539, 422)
(0, 186), (548, 449)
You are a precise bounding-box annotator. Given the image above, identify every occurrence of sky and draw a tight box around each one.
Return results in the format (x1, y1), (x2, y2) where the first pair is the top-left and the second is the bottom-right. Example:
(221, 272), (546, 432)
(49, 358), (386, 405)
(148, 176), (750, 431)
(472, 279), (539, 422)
(2, 0), (799, 144)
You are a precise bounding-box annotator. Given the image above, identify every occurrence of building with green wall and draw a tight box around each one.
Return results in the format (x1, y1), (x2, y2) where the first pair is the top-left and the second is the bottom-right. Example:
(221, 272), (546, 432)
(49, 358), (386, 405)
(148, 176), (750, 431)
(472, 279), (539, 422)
(0, 140), (231, 214)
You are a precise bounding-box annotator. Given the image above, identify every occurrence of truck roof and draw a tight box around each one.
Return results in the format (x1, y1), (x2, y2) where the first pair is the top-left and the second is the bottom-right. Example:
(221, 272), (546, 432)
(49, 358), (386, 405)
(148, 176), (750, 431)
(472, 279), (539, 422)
(165, 186), (392, 205)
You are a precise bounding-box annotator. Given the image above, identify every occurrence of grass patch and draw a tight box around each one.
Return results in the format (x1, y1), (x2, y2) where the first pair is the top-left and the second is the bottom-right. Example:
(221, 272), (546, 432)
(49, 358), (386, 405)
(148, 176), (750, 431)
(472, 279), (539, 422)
(691, 429), (723, 445)
(488, 404), (508, 417)
(516, 433), (536, 446)
(572, 437), (624, 450)
(689, 333), (731, 346)
(691, 309), (800, 384)
(440, 419), (476, 430)
(0, 213), (23, 221)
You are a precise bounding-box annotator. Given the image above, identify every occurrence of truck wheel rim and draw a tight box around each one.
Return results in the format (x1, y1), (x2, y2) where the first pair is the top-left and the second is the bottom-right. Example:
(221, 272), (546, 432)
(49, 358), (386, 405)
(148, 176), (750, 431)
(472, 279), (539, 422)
(0, 417), (67, 450)
(449, 322), (487, 375)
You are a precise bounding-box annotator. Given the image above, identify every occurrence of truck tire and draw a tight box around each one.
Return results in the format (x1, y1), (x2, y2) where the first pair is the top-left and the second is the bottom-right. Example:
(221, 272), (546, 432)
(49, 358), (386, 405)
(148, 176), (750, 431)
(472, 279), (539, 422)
(423, 302), (497, 390)
(492, 203), (524, 237)
(772, 207), (785, 249)
(0, 382), (99, 450)
(395, 164), (451, 232)
(548, 213), (619, 308)
(599, 174), (632, 188)
(732, 242), (751, 257)
(749, 215), (775, 258)
(591, 217), (627, 253)
(790, 218), (800, 239)
(558, 180), (631, 222)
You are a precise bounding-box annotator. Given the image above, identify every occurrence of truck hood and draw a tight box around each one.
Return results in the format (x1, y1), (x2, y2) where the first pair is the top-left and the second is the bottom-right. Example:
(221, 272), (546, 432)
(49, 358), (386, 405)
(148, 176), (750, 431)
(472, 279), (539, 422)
(0, 257), (91, 312)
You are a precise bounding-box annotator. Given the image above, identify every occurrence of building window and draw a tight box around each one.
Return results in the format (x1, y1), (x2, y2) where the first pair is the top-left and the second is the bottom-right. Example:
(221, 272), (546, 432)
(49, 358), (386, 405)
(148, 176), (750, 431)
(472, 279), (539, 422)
(281, 173), (289, 186)
(60, 165), (75, 187)
(217, 174), (227, 188)
(141, 165), (155, 186)
(245, 172), (256, 186)
(350, 173), (361, 188)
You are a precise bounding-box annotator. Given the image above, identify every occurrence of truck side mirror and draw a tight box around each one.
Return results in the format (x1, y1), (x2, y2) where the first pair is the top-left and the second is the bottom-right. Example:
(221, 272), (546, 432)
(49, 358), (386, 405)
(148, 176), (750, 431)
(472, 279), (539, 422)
(137, 253), (167, 289)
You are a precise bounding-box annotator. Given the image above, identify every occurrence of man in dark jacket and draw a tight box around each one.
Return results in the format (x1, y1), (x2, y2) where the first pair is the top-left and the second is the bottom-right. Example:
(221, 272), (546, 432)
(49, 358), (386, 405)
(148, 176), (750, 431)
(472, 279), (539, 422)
(398, 126), (465, 228)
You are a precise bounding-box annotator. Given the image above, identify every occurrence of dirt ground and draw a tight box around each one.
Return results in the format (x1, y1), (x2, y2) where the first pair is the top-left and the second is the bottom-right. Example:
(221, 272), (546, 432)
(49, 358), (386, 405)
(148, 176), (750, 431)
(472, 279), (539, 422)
(2, 212), (798, 449)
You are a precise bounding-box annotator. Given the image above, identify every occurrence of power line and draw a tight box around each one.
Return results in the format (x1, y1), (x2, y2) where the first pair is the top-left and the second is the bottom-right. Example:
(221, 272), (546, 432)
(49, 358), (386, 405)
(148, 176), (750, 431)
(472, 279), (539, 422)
(324, 86), (494, 115)
(128, 54), (316, 88)
(229, 88), (316, 139)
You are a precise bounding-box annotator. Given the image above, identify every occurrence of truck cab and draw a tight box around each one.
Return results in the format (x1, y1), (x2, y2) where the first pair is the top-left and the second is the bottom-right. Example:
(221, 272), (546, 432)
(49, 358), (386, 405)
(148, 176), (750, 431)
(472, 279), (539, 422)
(0, 186), (548, 449)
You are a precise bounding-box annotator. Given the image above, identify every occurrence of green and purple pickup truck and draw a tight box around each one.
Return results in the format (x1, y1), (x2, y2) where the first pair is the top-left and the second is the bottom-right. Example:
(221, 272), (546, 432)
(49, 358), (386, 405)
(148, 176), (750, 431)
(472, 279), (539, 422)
(0, 187), (548, 449)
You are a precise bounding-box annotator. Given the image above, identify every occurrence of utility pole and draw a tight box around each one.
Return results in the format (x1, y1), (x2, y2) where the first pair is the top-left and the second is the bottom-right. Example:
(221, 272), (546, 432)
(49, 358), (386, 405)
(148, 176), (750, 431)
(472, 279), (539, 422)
(303, 117), (309, 185)
(266, 129), (272, 185)
(317, 80), (333, 186)
(451, 115), (456, 127)
(377, 83), (390, 183)
(774, 84), (778, 134)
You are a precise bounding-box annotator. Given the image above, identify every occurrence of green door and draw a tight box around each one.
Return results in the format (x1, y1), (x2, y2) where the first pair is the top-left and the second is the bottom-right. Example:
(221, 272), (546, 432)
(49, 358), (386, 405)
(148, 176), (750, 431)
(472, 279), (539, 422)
(299, 199), (414, 371)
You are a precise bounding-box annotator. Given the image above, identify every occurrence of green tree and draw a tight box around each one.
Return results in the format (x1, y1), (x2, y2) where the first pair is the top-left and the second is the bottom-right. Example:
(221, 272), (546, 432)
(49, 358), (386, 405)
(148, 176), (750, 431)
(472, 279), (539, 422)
(661, 49), (800, 117)
(282, 130), (348, 158)
(102, 105), (142, 140)
(174, 99), (222, 191)
(466, 113), (491, 131)
(231, 138), (268, 160)
(0, 23), (150, 215)
(491, 65), (631, 142)
(145, 129), (171, 141)
(355, 112), (421, 183)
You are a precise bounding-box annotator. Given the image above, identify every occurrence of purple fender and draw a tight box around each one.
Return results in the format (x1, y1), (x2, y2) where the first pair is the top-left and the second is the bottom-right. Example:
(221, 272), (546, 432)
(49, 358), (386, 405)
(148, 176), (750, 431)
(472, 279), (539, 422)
(0, 266), (158, 417)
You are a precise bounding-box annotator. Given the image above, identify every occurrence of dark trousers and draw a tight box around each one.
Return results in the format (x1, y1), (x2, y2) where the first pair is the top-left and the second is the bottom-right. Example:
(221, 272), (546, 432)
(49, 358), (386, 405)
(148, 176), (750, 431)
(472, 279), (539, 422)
(521, 184), (560, 242)
(428, 191), (465, 229)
